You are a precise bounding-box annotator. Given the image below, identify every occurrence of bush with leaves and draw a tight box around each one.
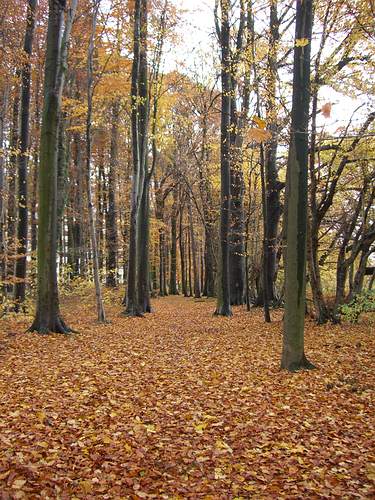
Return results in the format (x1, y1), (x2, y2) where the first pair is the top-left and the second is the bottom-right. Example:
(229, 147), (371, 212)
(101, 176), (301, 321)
(339, 290), (375, 323)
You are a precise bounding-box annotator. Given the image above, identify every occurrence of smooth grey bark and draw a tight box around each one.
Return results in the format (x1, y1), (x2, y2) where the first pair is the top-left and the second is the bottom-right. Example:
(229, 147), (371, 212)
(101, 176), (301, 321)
(281, 0), (315, 371)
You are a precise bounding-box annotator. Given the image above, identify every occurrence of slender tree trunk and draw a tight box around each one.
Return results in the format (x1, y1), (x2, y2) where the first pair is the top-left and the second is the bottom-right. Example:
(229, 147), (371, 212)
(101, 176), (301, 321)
(0, 87), (9, 288)
(31, 71), (41, 255)
(215, 0), (232, 316)
(350, 249), (372, 299)
(169, 187), (178, 294)
(188, 199), (200, 298)
(6, 81), (20, 292)
(15, 0), (37, 311)
(106, 99), (119, 287)
(264, 0), (282, 304)
(86, 0), (106, 323)
(260, 144), (271, 322)
(281, 0), (315, 371)
(179, 204), (187, 297)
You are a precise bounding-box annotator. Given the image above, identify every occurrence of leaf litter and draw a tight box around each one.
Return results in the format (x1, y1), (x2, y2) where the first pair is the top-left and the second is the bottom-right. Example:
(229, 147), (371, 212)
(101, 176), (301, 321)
(0, 295), (374, 498)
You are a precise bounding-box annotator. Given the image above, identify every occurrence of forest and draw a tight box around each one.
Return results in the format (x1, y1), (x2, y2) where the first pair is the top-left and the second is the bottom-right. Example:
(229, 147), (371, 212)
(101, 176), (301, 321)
(0, 0), (374, 497)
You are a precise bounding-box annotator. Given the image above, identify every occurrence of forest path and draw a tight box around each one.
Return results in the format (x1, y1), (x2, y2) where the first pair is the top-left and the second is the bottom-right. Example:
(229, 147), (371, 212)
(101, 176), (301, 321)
(0, 295), (374, 497)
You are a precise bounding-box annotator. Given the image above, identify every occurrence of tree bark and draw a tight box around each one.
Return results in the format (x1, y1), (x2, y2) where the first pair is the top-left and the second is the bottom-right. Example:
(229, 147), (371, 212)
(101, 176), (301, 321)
(215, 0), (232, 316)
(29, 0), (76, 334)
(86, 0), (106, 323)
(14, 0), (37, 309)
(281, 0), (315, 371)
(106, 99), (119, 287)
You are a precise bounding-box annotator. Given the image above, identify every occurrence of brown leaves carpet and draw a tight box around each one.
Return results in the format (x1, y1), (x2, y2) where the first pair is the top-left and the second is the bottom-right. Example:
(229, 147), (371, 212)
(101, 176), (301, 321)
(0, 295), (374, 499)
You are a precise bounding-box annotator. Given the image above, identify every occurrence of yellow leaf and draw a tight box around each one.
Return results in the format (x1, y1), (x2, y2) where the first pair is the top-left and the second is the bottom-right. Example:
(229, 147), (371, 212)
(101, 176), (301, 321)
(79, 480), (93, 493)
(194, 422), (208, 434)
(101, 435), (112, 444)
(37, 441), (49, 448)
(124, 442), (132, 454)
(214, 467), (226, 480)
(252, 116), (266, 129)
(216, 439), (233, 454)
(145, 424), (156, 433)
(295, 38), (309, 47)
(12, 479), (27, 489)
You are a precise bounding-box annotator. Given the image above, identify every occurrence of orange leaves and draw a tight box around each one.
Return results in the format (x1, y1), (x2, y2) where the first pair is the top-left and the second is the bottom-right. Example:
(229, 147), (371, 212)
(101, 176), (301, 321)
(321, 102), (332, 118)
(248, 116), (272, 143)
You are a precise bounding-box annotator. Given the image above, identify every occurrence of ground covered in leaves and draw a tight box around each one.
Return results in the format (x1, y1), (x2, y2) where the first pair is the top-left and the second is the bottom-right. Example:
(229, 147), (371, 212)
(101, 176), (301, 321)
(0, 294), (374, 499)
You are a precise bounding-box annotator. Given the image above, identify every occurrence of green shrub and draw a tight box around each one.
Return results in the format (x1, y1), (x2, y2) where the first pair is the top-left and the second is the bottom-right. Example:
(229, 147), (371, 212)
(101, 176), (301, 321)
(339, 290), (375, 323)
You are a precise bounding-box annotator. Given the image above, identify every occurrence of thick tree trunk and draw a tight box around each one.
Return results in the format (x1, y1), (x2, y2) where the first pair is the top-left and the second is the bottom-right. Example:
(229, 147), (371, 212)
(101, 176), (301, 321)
(30, 0), (75, 334)
(215, 0), (232, 316)
(229, 161), (245, 305)
(281, 0), (315, 371)
(137, 180), (151, 312)
(124, 0), (149, 316)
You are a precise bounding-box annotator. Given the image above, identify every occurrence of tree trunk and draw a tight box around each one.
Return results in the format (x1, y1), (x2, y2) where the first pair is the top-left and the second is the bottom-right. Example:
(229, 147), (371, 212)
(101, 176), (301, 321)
(30, 0), (76, 334)
(188, 199), (200, 299)
(215, 0), (232, 316)
(124, 0), (149, 316)
(169, 187), (178, 294)
(179, 203), (188, 297)
(6, 81), (20, 292)
(106, 99), (119, 287)
(14, 0), (36, 309)
(86, 0), (106, 323)
(0, 87), (9, 288)
(203, 224), (215, 297)
(281, 0), (315, 371)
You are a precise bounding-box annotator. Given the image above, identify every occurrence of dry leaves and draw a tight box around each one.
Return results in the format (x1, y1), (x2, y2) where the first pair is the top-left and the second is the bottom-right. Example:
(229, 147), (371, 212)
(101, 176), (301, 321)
(0, 295), (374, 498)
(321, 102), (332, 119)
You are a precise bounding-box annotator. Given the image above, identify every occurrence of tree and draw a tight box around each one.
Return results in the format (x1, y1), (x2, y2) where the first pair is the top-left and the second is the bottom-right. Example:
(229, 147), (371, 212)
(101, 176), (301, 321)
(124, 0), (149, 316)
(86, 0), (106, 323)
(29, 0), (77, 333)
(214, 0), (232, 317)
(281, 0), (315, 371)
(13, 0), (37, 310)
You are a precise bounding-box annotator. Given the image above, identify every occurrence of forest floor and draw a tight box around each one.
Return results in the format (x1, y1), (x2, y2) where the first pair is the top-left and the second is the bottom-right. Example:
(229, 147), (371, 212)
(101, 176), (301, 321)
(0, 292), (374, 499)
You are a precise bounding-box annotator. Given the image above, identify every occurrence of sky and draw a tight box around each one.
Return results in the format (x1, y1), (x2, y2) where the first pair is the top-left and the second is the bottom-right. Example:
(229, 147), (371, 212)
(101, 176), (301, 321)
(164, 0), (373, 134)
